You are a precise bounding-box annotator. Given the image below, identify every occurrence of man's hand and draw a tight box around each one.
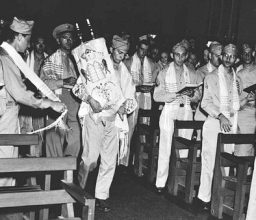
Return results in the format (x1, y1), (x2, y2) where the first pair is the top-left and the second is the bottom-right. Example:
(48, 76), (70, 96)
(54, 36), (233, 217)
(246, 91), (255, 102)
(63, 77), (77, 86)
(219, 114), (232, 132)
(181, 89), (194, 97)
(117, 104), (127, 121)
(51, 101), (67, 113)
(136, 85), (154, 93)
(166, 93), (180, 103)
(88, 96), (103, 113)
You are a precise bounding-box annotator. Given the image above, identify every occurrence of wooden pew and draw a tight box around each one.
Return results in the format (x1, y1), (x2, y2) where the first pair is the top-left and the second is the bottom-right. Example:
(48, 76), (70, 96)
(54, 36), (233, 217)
(147, 128), (160, 183)
(167, 120), (204, 204)
(211, 133), (256, 220)
(0, 134), (95, 220)
(133, 109), (153, 177)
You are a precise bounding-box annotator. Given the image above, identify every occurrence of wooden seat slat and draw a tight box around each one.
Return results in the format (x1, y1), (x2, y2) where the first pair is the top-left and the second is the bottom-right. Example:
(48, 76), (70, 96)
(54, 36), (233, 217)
(0, 134), (94, 220)
(0, 185), (41, 193)
(0, 189), (76, 208)
(0, 157), (76, 173)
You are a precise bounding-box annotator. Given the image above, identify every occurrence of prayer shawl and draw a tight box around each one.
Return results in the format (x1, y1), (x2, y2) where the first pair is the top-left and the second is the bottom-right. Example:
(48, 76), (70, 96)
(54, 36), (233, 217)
(130, 53), (152, 84)
(164, 62), (192, 137)
(130, 53), (152, 110)
(41, 49), (66, 96)
(26, 50), (48, 73)
(24, 50), (47, 137)
(72, 38), (128, 157)
(206, 62), (214, 73)
(157, 60), (168, 71)
(218, 64), (240, 134)
(0, 42), (67, 133)
(218, 65), (240, 152)
(115, 62), (137, 166)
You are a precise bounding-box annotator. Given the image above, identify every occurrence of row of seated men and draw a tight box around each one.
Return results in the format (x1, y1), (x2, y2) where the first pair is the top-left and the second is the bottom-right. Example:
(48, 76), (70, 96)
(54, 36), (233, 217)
(1, 16), (256, 218)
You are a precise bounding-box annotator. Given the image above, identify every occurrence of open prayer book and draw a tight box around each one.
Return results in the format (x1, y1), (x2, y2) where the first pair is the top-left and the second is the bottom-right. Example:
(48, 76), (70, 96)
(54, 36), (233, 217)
(142, 82), (155, 86)
(176, 82), (203, 94)
(243, 84), (256, 93)
(63, 85), (74, 89)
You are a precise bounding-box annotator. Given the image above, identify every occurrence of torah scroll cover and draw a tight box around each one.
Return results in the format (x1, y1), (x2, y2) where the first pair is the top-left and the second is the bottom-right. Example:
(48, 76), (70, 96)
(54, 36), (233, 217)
(72, 38), (125, 119)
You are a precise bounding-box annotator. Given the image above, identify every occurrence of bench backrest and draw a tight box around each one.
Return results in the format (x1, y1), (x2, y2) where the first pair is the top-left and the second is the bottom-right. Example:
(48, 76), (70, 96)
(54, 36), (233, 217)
(0, 134), (39, 146)
(174, 120), (205, 130)
(218, 133), (256, 145)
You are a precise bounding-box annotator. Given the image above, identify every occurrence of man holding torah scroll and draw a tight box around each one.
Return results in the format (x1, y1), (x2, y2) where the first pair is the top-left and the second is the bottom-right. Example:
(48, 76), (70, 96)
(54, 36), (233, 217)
(40, 23), (81, 157)
(72, 36), (136, 212)
(0, 17), (66, 186)
(153, 42), (201, 193)
(197, 44), (242, 209)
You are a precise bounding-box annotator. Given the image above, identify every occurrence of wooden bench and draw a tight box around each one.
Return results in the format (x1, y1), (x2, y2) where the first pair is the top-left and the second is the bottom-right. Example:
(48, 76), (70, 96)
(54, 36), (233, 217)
(167, 120), (204, 204)
(0, 134), (95, 220)
(211, 133), (256, 220)
(133, 109), (153, 177)
(147, 128), (160, 183)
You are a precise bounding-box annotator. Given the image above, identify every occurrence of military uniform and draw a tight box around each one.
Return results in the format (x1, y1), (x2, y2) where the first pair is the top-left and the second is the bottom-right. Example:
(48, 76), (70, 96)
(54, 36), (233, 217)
(40, 49), (81, 157)
(198, 66), (240, 203)
(236, 65), (256, 156)
(154, 62), (200, 188)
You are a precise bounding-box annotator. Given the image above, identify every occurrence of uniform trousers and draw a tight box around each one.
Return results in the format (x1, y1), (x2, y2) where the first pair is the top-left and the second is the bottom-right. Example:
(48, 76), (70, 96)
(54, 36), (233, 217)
(156, 105), (193, 188)
(198, 116), (234, 202)
(45, 113), (81, 157)
(236, 107), (256, 156)
(78, 115), (119, 200)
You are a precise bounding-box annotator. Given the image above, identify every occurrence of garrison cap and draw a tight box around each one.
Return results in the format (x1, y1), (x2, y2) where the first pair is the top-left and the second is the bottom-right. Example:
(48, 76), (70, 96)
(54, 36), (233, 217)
(10, 17), (34, 35)
(52, 23), (74, 40)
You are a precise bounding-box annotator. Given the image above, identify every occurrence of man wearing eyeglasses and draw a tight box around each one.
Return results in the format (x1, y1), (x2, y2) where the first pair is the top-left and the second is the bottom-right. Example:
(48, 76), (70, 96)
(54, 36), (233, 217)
(194, 42), (223, 121)
(40, 23), (81, 158)
(197, 44), (243, 210)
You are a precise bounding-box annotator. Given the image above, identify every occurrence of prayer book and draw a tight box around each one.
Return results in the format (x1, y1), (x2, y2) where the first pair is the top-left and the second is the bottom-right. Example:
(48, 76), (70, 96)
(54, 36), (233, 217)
(142, 82), (155, 86)
(63, 85), (74, 89)
(243, 84), (256, 93)
(176, 82), (203, 94)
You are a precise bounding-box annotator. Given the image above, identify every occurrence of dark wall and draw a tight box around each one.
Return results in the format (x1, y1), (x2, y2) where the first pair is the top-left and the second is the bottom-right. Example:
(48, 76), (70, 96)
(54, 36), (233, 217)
(0, 0), (256, 45)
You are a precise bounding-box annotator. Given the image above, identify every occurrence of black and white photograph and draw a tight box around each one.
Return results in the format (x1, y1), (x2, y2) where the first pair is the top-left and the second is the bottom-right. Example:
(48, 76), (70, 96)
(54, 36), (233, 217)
(0, 0), (256, 219)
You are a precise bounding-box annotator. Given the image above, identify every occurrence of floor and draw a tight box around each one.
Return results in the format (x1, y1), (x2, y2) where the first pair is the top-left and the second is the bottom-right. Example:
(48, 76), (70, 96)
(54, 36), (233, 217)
(86, 166), (232, 220)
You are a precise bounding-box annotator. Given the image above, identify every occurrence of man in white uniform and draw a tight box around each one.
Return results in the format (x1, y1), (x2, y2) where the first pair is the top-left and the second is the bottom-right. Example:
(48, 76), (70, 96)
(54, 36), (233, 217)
(197, 44), (241, 209)
(194, 42), (223, 121)
(236, 44), (256, 156)
(73, 35), (136, 212)
(124, 39), (157, 166)
(154, 43), (200, 193)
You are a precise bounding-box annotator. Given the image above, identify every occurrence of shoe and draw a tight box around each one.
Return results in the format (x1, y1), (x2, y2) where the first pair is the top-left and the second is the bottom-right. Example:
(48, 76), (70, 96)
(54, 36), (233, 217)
(195, 198), (210, 212)
(96, 199), (111, 212)
(156, 187), (165, 194)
